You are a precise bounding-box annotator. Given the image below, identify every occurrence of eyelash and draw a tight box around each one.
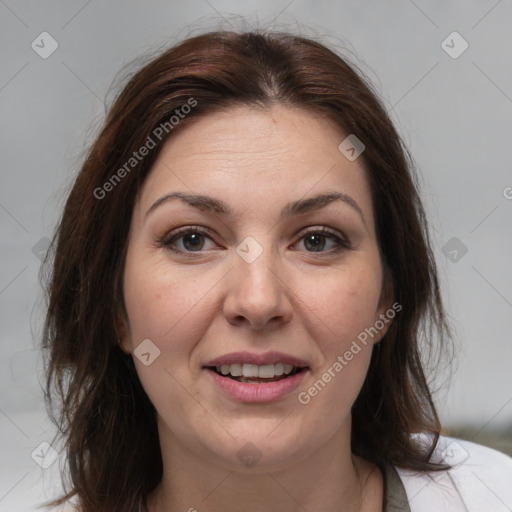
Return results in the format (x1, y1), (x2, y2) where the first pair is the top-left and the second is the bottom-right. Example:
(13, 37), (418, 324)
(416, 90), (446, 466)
(160, 226), (351, 257)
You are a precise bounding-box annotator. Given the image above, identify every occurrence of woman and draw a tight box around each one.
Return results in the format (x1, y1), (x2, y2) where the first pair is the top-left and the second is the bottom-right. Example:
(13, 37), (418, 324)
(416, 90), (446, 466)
(41, 30), (512, 512)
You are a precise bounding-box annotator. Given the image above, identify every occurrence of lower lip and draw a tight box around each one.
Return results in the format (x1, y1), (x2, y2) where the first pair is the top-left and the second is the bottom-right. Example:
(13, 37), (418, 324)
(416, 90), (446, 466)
(205, 368), (308, 403)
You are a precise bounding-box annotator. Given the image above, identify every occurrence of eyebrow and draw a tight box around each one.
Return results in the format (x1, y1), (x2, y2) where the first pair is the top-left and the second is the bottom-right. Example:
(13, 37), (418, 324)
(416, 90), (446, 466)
(145, 191), (366, 225)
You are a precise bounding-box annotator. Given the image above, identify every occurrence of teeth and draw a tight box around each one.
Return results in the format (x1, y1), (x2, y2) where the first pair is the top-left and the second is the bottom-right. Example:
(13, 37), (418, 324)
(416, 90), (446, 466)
(229, 363), (242, 377)
(258, 364), (275, 378)
(243, 364), (259, 378)
(215, 363), (300, 378)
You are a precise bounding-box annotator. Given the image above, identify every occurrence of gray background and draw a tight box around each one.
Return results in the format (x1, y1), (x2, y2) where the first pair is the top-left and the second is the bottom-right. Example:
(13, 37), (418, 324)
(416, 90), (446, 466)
(1, 0), (511, 509)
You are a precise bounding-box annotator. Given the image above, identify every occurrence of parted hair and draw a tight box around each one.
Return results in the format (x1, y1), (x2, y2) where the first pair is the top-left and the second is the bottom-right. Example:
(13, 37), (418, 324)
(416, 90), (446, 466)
(42, 29), (451, 512)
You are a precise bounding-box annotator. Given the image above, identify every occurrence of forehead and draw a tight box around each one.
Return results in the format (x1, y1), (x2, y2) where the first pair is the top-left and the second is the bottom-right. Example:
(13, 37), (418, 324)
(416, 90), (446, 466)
(137, 105), (374, 227)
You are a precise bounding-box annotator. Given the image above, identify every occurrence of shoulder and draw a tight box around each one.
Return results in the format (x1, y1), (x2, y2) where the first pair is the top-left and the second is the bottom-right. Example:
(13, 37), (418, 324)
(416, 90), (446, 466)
(394, 433), (512, 512)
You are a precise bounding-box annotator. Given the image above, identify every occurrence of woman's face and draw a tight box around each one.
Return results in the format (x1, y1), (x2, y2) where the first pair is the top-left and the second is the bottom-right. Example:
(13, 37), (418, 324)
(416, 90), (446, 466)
(121, 105), (392, 471)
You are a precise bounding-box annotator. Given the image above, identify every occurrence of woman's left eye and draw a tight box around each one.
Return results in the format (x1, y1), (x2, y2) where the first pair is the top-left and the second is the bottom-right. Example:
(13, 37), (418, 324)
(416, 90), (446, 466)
(294, 229), (350, 253)
(160, 227), (350, 255)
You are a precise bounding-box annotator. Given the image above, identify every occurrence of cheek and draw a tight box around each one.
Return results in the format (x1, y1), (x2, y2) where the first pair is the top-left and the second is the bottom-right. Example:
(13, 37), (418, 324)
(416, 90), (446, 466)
(293, 266), (382, 410)
(122, 250), (220, 420)
(123, 250), (218, 346)
(302, 265), (383, 347)
(121, 252), (227, 422)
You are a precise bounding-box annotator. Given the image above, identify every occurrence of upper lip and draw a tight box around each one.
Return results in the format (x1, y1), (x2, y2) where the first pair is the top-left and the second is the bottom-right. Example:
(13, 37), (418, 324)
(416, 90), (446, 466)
(204, 351), (309, 368)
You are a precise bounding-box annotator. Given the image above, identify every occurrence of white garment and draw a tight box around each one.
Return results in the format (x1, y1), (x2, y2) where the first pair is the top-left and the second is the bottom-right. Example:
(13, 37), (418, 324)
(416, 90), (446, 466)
(396, 434), (512, 511)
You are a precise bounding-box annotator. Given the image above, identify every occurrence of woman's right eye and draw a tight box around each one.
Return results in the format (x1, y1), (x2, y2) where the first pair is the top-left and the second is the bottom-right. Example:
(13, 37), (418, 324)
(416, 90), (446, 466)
(161, 227), (218, 254)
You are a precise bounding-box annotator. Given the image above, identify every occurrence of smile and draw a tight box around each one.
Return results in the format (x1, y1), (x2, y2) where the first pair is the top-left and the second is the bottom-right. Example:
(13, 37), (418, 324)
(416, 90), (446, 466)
(209, 363), (305, 383)
(203, 351), (310, 401)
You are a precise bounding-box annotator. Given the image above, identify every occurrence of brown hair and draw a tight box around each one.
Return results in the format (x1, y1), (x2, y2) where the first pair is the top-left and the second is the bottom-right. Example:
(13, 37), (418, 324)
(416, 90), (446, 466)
(42, 29), (451, 512)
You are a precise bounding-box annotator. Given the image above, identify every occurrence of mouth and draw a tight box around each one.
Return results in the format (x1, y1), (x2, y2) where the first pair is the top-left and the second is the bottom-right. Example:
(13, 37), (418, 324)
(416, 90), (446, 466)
(205, 363), (308, 384)
(202, 351), (310, 401)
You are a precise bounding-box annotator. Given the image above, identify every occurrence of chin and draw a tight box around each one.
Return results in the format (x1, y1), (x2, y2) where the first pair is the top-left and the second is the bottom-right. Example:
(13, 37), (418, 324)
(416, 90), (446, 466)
(199, 422), (315, 472)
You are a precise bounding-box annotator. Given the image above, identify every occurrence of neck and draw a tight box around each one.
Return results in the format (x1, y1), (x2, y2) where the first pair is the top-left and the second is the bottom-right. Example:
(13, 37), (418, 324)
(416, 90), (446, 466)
(146, 419), (383, 512)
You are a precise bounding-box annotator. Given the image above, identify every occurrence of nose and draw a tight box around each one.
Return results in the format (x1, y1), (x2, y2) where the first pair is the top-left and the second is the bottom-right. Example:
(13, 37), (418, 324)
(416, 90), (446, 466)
(222, 249), (293, 331)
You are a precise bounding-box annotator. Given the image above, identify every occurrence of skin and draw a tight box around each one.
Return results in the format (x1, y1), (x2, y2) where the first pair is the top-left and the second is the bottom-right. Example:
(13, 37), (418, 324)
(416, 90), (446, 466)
(120, 105), (393, 512)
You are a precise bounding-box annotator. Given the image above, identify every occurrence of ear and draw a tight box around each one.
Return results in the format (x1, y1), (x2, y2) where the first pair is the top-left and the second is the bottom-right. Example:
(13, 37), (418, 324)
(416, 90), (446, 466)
(114, 306), (132, 355)
(372, 265), (397, 344)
